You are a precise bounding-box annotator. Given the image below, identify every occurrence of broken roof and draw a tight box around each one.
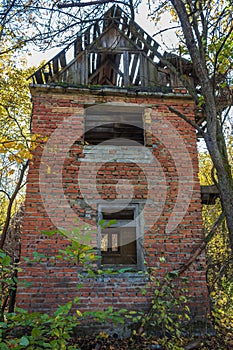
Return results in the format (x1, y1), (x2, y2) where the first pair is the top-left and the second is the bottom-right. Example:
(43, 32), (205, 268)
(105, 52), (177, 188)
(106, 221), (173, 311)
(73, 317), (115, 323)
(30, 5), (190, 90)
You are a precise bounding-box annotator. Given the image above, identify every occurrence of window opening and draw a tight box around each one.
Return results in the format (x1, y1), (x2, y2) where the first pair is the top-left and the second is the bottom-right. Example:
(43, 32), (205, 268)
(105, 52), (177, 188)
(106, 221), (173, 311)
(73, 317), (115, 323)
(85, 105), (144, 145)
(99, 207), (138, 266)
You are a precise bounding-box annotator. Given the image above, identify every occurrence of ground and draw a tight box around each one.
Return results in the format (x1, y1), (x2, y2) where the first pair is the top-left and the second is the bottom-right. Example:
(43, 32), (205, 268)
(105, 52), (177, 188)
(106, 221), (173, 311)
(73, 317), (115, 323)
(72, 334), (233, 349)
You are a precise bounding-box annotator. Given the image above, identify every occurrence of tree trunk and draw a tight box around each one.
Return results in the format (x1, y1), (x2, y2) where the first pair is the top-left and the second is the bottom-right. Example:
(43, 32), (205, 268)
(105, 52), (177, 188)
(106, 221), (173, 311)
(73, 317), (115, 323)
(170, 0), (233, 251)
(205, 132), (233, 250)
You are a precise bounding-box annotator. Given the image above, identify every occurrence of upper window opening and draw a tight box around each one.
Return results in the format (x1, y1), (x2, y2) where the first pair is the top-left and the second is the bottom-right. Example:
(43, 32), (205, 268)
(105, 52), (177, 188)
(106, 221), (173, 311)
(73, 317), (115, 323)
(85, 105), (144, 145)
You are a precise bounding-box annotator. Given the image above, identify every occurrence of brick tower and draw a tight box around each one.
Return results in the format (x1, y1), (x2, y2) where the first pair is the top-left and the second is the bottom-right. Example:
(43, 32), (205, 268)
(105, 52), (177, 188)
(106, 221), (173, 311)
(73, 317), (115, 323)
(17, 5), (209, 324)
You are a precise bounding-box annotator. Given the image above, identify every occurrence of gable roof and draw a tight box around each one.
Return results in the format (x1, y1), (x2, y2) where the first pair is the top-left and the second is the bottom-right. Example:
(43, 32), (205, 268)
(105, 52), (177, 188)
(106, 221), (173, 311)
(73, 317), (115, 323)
(30, 5), (185, 89)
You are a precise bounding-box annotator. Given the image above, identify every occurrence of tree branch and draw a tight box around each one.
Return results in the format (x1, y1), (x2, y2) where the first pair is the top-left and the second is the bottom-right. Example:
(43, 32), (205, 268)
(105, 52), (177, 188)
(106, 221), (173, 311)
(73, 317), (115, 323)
(212, 25), (233, 92)
(57, 0), (128, 9)
(177, 212), (225, 276)
(154, 49), (198, 102)
(0, 161), (28, 250)
(0, 190), (11, 201)
(153, 25), (180, 37)
(168, 105), (205, 136)
(138, 211), (225, 333)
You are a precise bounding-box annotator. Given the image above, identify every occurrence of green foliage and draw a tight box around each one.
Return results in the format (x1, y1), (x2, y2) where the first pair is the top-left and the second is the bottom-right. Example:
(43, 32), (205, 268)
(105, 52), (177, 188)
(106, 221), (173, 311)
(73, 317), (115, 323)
(210, 279), (233, 341)
(0, 48), (44, 250)
(199, 148), (233, 344)
(84, 306), (127, 325)
(54, 227), (99, 267)
(128, 264), (190, 350)
(0, 227), (126, 347)
(147, 273), (190, 349)
(0, 250), (21, 321)
(0, 302), (80, 349)
(0, 52), (31, 235)
(0, 228), (194, 349)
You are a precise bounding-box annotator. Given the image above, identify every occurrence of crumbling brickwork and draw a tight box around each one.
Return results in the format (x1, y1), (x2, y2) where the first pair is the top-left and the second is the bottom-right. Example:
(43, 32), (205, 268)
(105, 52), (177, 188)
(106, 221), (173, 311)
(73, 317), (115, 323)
(17, 85), (209, 320)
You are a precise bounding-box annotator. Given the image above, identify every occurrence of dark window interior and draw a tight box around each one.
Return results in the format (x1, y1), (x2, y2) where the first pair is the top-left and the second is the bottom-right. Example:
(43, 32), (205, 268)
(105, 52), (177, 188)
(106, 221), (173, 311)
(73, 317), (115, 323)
(100, 208), (137, 265)
(85, 105), (144, 145)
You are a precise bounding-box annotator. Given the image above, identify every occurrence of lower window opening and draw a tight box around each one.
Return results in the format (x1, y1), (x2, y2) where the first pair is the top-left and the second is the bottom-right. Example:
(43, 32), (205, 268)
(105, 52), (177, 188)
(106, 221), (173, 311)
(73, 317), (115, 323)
(99, 207), (138, 266)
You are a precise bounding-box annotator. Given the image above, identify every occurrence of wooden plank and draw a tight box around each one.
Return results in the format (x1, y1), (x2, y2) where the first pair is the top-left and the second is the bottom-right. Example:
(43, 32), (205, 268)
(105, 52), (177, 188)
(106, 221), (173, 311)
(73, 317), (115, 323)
(48, 62), (53, 78)
(103, 6), (114, 29)
(121, 15), (128, 31)
(144, 57), (149, 86)
(133, 22), (159, 51)
(86, 122), (143, 131)
(88, 57), (124, 84)
(131, 24), (159, 54)
(112, 53), (121, 85)
(89, 48), (139, 54)
(84, 53), (89, 84)
(86, 105), (144, 114)
(139, 53), (144, 85)
(43, 72), (50, 83)
(93, 22), (101, 41)
(157, 67), (170, 85)
(201, 185), (219, 204)
(85, 130), (143, 138)
(85, 132), (144, 141)
(80, 54), (88, 84)
(59, 51), (66, 68)
(84, 29), (90, 48)
(88, 61), (105, 82)
(86, 124), (143, 131)
(99, 76), (113, 85)
(86, 117), (143, 124)
(123, 51), (129, 86)
(80, 54), (86, 84)
(53, 57), (59, 74)
(76, 61), (82, 84)
(85, 134), (144, 141)
(74, 37), (82, 56)
(114, 6), (122, 21)
(35, 69), (44, 84)
(147, 60), (158, 86)
(72, 61), (77, 84)
(65, 65), (73, 84)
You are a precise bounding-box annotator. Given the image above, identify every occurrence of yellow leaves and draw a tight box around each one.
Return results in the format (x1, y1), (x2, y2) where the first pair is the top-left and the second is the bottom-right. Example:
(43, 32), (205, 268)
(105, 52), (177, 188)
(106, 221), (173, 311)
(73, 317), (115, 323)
(198, 152), (214, 186)
(15, 148), (33, 162)
(0, 53), (35, 169)
(7, 169), (15, 176)
(8, 154), (16, 163)
(0, 133), (44, 166)
(76, 310), (82, 317)
(98, 331), (109, 339)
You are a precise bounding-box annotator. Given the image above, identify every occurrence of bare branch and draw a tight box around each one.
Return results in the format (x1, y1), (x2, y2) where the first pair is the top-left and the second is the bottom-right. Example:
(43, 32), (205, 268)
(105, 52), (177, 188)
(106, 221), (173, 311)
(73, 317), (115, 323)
(153, 25), (180, 37)
(213, 25), (233, 90)
(0, 162), (28, 250)
(0, 190), (11, 201)
(168, 105), (205, 136)
(57, 0), (127, 9)
(138, 211), (225, 333)
(176, 212), (224, 278)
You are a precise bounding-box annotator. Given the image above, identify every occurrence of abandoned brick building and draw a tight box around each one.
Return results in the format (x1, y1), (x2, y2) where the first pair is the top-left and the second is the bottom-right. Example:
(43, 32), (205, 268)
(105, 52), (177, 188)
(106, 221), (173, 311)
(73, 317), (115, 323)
(17, 6), (211, 322)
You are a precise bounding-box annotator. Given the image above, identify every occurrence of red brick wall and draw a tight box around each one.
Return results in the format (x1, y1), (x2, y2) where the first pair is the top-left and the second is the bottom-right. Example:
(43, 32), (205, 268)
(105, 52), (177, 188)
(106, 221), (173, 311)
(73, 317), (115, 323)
(17, 86), (209, 319)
